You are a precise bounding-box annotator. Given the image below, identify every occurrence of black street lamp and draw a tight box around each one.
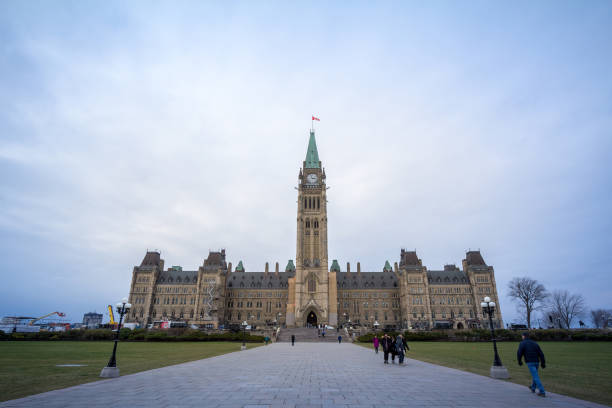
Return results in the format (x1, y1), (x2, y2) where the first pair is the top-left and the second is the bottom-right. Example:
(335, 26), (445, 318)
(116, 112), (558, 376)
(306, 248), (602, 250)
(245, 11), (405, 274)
(480, 297), (509, 379)
(241, 320), (248, 350)
(100, 298), (131, 378)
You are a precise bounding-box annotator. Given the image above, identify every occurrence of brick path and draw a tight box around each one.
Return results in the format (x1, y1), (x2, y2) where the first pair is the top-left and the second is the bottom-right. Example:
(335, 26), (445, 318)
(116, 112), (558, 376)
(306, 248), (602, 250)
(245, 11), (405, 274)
(1, 343), (607, 408)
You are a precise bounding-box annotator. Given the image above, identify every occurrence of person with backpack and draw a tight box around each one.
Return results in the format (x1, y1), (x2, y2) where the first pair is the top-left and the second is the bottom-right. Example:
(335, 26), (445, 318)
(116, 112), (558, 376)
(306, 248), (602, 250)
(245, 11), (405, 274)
(381, 333), (393, 364)
(373, 335), (379, 354)
(395, 334), (408, 365)
(337, 335), (342, 343)
(390, 335), (397, 364)
(291, 334), (295, 346)
(517, 332), (546, 397)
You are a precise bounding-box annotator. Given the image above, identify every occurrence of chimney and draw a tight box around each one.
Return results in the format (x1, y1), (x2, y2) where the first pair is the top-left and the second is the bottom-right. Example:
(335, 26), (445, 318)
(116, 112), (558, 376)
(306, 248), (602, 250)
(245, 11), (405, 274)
(346, 262), (350, 273)
(228, 262), (232, 273)
(265, 262), (269, 274)
(357, 262), (361, 273)
(394, 262), (399, 273)
(275, 262), (279, 273)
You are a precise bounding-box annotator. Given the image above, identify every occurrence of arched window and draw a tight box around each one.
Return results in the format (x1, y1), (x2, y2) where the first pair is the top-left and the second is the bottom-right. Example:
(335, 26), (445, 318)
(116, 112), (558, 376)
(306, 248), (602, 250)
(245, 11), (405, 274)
(306, 220), (310, 228)
(317, 197), (320, 209)
(308, 277), (316, 292)
(304, 198), (307, 208)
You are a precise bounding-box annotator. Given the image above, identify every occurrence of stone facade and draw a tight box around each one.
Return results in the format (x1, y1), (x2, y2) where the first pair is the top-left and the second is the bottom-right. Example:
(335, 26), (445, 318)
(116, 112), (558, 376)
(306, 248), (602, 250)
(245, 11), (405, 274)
(126, 129), (503, 330)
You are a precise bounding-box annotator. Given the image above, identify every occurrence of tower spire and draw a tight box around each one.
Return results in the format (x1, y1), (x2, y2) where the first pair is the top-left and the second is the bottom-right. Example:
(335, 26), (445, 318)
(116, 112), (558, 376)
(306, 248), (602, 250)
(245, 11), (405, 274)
(305, 129), (320, 169)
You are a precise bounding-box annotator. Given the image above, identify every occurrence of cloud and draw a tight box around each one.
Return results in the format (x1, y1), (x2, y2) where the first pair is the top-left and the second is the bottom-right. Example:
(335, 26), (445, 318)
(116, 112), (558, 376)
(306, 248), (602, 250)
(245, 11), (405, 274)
(1, 2), (611, 324)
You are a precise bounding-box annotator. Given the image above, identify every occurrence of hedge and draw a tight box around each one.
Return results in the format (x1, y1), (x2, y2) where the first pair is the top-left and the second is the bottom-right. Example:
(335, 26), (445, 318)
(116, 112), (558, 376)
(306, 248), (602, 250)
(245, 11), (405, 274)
(0, 329), (265, 343)
(356, 329), (612, 342)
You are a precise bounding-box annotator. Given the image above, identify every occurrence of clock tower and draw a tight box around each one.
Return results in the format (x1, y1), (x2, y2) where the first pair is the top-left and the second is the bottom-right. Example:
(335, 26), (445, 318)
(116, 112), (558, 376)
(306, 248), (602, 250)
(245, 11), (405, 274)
(286, 129), (338, 327)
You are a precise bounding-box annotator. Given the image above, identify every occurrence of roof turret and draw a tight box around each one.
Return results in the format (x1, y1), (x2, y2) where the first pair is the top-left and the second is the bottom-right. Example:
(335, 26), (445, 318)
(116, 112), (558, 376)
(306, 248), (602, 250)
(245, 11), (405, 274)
(304, 130), (320, 168)
(285, 260), (296, 272)
(235, 260), (245, 272)
(330, 259), (341, 272)
(383, 260), (392, 272)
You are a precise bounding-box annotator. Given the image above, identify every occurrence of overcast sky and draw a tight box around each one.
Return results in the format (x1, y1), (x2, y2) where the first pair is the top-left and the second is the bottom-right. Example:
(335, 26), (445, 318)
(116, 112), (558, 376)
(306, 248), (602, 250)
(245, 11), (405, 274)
(1, 1), (611, 326)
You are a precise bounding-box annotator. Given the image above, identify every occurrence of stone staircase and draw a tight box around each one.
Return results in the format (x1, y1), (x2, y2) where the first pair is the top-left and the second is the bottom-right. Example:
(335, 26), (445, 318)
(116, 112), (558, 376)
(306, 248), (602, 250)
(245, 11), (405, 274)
(276, 327), (348, 343)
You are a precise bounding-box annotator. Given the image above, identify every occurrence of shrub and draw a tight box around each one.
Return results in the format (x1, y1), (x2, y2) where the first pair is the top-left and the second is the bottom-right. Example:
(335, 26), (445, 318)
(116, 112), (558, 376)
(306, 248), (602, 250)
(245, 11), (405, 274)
(81, 329), (114, 341)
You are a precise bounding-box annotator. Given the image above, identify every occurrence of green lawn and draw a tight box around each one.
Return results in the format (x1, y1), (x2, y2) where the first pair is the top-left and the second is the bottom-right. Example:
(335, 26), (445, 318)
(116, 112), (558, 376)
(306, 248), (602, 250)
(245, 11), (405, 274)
(0, 341), (261, 402)
(358, 341), (612, 406)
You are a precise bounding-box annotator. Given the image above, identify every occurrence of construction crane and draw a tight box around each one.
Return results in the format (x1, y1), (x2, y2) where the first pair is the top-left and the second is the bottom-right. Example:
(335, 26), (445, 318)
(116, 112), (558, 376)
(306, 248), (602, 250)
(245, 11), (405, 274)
(29, 312), (65, 326)
(107, 305), (116, 325)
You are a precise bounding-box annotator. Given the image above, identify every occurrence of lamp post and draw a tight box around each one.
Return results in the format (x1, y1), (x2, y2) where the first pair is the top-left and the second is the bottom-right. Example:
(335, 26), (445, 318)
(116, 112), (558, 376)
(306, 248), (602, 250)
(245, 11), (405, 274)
(480, 297), (509, 379)
(241, 320), (248, 350)
(100, 298), (131, 378)
(373, 321), (380, 333)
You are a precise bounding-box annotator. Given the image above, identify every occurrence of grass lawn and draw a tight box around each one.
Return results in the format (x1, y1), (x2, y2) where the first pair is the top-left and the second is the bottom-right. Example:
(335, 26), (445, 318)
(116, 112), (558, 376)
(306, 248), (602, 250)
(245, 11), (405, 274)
(0, 341), (261, 402)
(358, 341), (612, 406)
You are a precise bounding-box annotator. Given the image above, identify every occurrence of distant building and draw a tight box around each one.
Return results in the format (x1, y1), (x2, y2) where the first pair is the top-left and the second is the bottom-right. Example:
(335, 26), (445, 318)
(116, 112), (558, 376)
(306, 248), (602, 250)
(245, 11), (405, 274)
(83, 312), (103, 328)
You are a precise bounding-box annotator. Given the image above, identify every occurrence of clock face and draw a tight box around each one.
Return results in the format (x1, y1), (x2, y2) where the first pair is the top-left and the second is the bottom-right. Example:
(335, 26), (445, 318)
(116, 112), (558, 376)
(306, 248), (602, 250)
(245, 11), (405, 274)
(306, 173), (318, 184)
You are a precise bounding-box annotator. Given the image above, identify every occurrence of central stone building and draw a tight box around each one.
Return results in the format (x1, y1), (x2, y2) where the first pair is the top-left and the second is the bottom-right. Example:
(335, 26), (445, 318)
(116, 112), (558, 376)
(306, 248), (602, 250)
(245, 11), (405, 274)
(126, 128), (503, 331)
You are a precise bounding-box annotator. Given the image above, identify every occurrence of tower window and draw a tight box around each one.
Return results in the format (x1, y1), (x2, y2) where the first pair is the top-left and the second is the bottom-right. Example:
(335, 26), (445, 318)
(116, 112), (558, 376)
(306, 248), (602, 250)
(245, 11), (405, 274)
(308, 277), (316, 292)
(306, 220), (310, 228)
(317, 198), (320, 209)
(304, 198), (307, 209)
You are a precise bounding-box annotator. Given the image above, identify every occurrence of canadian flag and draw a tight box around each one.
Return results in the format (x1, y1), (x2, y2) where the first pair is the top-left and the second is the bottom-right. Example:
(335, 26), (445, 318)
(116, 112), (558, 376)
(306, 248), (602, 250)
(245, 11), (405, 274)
(312, 115), (320, 121)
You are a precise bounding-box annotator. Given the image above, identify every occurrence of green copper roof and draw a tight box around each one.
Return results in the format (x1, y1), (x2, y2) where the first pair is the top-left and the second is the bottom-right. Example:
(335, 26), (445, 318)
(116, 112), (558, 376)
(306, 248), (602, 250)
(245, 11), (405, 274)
(383, 260), (392, 272)
(305, 130), (320, 169)
(330, 259), (340, 272)
(285, 260), (296, 272)
(235, 261), (244, 272)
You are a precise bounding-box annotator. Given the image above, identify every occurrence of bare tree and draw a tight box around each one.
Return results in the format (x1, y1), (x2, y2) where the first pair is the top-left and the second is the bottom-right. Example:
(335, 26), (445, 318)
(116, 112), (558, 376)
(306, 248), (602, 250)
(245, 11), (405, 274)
(547, 290), (587, 329)
(590, 309), (612, 329)
(507, 277), (548, 329)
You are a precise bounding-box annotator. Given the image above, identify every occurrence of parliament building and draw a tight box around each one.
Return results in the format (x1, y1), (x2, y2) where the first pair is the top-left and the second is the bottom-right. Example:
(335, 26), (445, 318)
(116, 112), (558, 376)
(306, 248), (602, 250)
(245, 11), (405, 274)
(126, 129), (503, 331)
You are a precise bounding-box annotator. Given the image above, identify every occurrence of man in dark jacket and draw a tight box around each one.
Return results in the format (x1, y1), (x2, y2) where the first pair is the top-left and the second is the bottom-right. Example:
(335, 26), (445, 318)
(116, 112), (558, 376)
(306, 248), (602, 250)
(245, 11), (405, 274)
(517, 332), (546, 397)
(381, 334), (393, 364)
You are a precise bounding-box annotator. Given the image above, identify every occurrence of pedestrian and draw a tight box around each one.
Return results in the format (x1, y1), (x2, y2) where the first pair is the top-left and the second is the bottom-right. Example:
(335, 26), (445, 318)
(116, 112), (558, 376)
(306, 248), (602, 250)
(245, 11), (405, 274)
(264, 336), (269, 345)
(338, 335), (342, 343)
(517, 332), (546, 397)
(291, 334), (295, 346)
(395, 334), (408, 365)
(381, 333), (393, 364)
(390, 336), (397, 364)
(322, 330), (326, 338)
(373, 335), (379, 354)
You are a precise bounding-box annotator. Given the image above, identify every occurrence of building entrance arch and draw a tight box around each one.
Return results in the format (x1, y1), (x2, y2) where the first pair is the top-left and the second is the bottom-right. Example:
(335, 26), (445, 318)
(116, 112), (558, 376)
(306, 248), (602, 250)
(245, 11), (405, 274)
(306, 311), (317, 327)
(456, 322), (464, 330)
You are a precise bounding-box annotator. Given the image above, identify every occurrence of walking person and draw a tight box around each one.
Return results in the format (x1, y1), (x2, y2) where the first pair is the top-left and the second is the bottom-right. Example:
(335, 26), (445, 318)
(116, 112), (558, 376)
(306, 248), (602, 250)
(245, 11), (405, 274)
(291, 334), (295, 346)
(338, 335), (342, 343)
(395, 334), (407, 365)
(517, 332), (546, 397)
(381, 334), (393, 364)
(373, 335), (379, 354)
(390, 336), (397, 364)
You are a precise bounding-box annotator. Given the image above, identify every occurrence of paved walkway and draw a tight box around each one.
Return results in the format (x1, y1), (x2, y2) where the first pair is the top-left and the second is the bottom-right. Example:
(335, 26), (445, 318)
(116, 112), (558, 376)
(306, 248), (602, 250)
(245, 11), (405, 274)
(1, 343), (607, 408)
